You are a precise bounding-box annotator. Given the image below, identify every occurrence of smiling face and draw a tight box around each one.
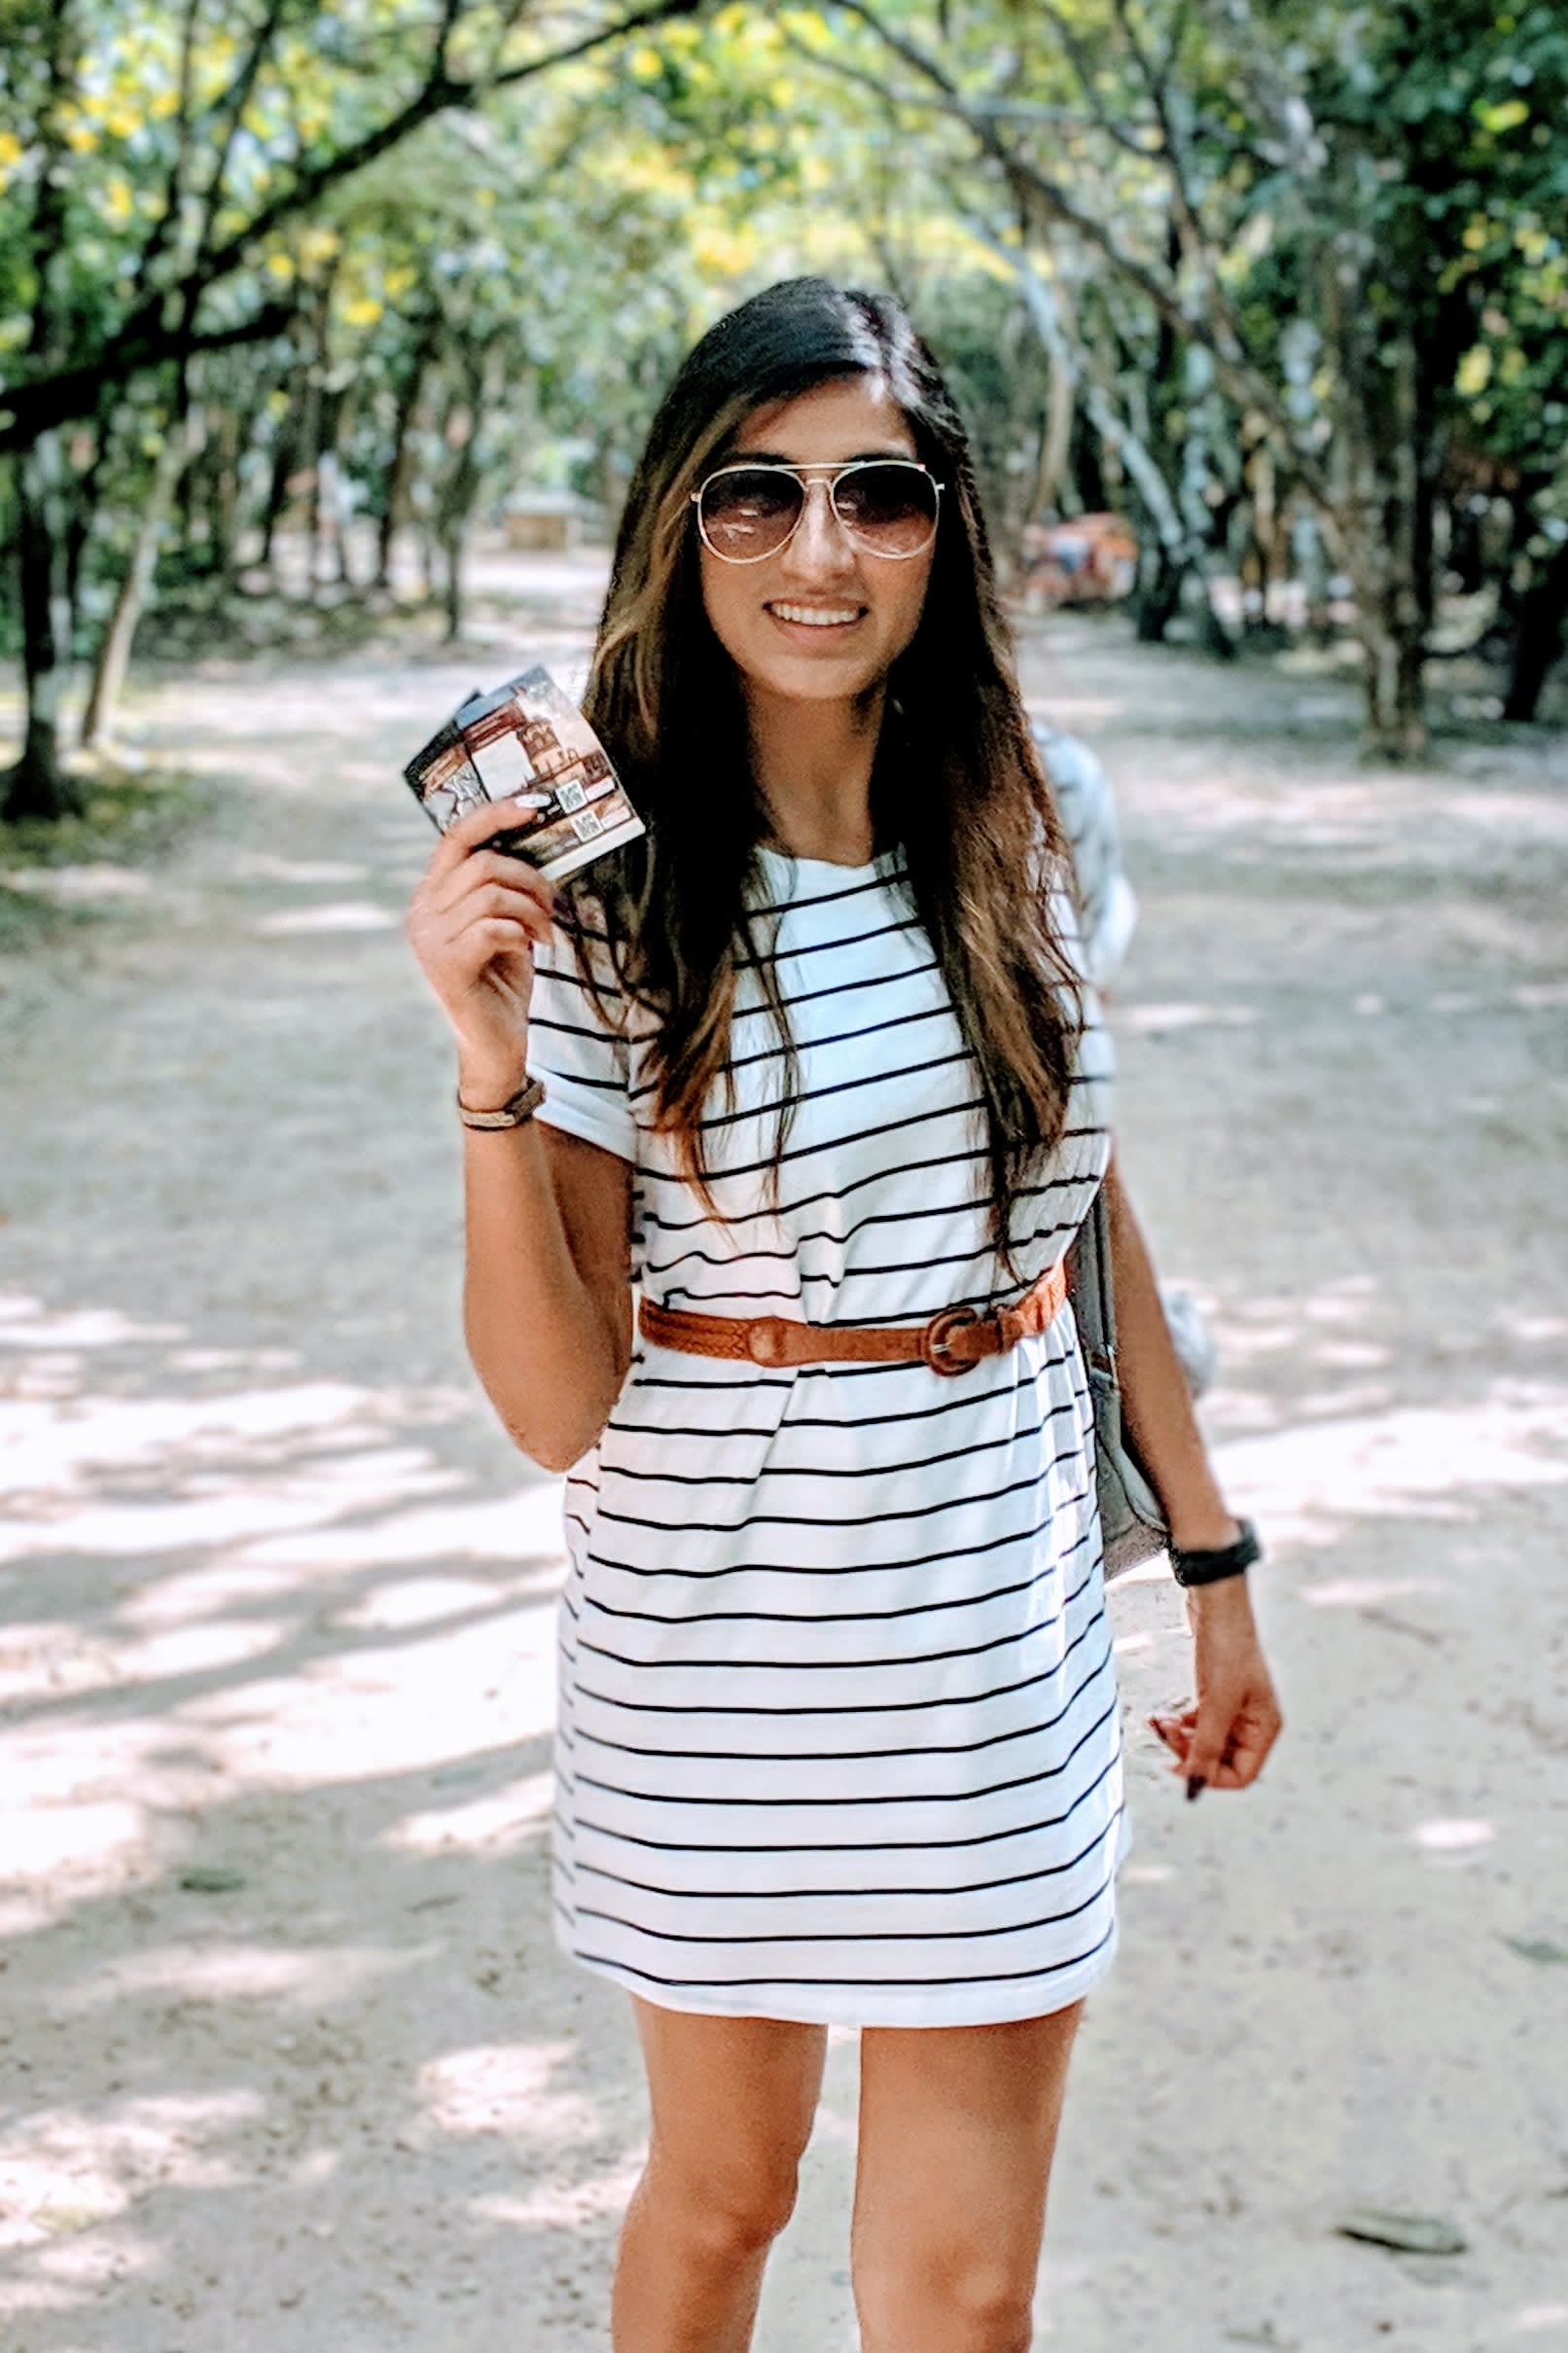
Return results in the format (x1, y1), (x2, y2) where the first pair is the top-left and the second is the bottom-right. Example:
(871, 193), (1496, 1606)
(695, 374), (936, 709)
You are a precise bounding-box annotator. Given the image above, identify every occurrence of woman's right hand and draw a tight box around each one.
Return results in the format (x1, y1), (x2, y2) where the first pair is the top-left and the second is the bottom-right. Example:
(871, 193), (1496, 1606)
(405, 797), (562, 1098)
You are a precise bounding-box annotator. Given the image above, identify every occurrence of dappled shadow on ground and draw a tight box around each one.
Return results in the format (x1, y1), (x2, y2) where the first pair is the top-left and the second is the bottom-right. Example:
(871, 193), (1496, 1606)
(0, 1290), (653, 2343)
(5, 1263), (1566, 2350)
(3, 569), (1566, 2349)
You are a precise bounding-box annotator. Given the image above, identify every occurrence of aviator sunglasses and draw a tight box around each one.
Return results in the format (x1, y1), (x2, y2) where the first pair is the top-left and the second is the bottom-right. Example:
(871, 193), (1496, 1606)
(691, 457), (944, 564)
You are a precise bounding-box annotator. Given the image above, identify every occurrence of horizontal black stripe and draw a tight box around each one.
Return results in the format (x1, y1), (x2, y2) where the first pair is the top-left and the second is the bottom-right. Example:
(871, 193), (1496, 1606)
(573, 1627), (1111, 1760)
(564, 1736), (1120, 1858)
(531, 955), (624, 1004)
(573, 1559), (1101, 1689)
(565, 1912), (1116, 1994)
(640, 1135), (1106, 1225)
(567, 1484), (1096, 1585)
(577, 1783), (1117, 1904)
(749, 865), (907, 918)
(574, 1543), (1096, 1652)
(574, 1552), (1100, 1688)
(684, 1046), (977, 1136)
(626, 995), (953, 1104)
(733, 911), (925, 970)
(637, 1096), (995, 1188)
(524, 1049), (621, 1091)
(639, 1159), (1095, 1279)
(651, 1218), (1080, 1309)
(591, 1442), (1087, 1536)
(566, 1910), (1117, 1993)
(639, 1141), (1065, 1232)
(600, 1347), (1083, 1440)
(575, 1689), (1119, 1816)
(528, 1014), (624, 1058)
(598, 1401), (1087, 1490)
(574, 1815), (1122, 1948)
(733, 951), (944, 1021)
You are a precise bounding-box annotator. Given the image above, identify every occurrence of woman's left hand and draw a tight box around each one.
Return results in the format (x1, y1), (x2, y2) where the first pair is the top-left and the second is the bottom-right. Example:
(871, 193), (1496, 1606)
(1146, 1579), (1284, 1798)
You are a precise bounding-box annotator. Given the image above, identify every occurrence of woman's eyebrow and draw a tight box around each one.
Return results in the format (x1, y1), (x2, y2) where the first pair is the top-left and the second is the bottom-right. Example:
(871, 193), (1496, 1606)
(726, 446), (916, 464)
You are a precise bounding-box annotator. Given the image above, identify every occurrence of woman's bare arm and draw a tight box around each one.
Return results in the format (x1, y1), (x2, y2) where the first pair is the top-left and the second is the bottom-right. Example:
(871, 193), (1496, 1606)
(1101, 1148), (1284, 1793)
(1100, 1149), (1239, 1553)
(461, 1109), (634, 1475)
(403, 793), (635, 1476)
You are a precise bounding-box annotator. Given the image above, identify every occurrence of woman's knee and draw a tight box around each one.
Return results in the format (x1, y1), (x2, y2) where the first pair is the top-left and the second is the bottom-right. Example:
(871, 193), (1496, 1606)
(641, 2139), (802, 2257)
(629, 1996), (826, 2256)
(854, 2253), (1035, 2353)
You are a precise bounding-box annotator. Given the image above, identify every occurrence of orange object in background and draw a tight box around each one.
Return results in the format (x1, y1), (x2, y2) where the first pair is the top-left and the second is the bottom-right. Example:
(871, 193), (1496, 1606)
(1019, 513), (1139, 606)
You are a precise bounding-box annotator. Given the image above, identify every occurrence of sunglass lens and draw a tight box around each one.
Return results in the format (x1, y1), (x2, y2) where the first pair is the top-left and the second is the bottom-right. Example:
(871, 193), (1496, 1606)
(699, 468), (802, 557)
(834, 464), (938, 553)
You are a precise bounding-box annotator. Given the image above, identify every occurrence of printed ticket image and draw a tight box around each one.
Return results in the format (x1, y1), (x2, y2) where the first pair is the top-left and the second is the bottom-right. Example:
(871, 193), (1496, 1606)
(404, 664), (645, 884)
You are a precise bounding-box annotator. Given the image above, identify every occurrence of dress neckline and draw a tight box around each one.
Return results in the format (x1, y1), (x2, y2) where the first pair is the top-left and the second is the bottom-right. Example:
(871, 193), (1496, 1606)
(756, 842), (897, 877)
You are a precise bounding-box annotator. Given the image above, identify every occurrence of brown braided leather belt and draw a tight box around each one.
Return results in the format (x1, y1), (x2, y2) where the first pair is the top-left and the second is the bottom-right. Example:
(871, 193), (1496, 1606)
(637, 1257), (1070, 1379)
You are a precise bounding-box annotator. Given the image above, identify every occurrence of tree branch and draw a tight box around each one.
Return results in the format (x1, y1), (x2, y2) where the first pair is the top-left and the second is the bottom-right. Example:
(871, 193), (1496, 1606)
(962, 217), (1194, 558)
(1, 305), (300, 455)
(0, 0), (709, 452)
(126, 0), (205, 307)
(827, 0), (1334, 511)
(206, 2), (289, 239)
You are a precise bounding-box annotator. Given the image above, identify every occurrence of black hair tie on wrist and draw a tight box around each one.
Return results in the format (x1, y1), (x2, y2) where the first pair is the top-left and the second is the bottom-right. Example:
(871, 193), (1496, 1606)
(1169, 1516), (1262, 1588)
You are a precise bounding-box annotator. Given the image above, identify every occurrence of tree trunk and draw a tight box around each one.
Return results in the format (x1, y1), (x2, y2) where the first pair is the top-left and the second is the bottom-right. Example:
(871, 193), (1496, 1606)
(1134, 544), (1185, 641)
(1029, 355), (1076, 526)
(260, 385), (302, 572)
(207, 396), (243, 591)
(377, 314), (439, 591)
(62, 406), (110, 642)
(80, 401), (193, 751)
(1354, 571), (1430, 760)
(434, 339), (493, 643)
(2, 0), (83, 822)
(1502, 534), (1568, 722)
(1, 430), (85, 820)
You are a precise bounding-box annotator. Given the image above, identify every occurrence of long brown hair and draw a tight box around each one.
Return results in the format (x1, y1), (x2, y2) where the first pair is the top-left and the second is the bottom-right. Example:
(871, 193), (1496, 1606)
(566, 275), (1083, 1289)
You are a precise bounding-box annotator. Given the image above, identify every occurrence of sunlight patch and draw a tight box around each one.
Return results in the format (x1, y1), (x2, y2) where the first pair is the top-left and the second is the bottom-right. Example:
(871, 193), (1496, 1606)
(416, 2044), (601, 2145)
(388, 1769), (554, 1856)
(60, 1942), (416, 2014)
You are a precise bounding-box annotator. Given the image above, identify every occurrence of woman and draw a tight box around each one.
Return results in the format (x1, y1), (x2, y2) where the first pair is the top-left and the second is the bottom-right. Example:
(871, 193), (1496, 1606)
(406, 277), (1282, 2353)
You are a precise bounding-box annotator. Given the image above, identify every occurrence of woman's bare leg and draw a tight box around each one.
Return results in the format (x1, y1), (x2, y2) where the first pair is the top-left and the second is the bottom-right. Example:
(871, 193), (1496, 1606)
(612, 1994), (830, 2353)
(849, 2000), (1087, 2353)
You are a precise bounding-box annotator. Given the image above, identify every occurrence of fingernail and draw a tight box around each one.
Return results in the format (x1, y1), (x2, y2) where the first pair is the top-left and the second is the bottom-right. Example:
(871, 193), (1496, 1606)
(1186, 1776), (1205, 1802)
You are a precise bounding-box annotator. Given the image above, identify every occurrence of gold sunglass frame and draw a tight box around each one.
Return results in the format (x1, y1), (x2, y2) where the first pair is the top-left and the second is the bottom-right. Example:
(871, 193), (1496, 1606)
(690, 458), (944, 564)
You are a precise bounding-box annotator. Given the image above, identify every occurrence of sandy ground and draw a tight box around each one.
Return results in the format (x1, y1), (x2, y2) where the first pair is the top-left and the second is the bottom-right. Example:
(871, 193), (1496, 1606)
(2, 548), (1566, 2353)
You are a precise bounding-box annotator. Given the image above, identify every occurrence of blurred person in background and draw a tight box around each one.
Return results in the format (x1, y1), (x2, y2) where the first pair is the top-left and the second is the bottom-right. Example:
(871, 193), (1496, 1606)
(1035, 714), (1219, 1399)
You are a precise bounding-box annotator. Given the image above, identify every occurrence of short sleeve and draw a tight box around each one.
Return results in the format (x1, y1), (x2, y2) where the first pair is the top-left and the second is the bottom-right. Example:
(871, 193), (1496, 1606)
(523, 899), (637, 1163)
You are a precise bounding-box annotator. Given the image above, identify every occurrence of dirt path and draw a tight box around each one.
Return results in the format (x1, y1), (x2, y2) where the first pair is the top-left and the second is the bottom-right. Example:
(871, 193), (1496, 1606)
(3, 558), (1566, 2352)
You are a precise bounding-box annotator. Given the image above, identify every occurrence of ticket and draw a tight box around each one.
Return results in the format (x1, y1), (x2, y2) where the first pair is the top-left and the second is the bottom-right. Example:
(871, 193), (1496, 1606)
(403, 664), (645, 884)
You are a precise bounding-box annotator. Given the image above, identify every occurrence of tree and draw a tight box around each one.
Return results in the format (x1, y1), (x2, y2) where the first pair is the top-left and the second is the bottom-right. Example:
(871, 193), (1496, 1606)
(809, 0), (1568, 755)
(1, 0), (714, 818)
(3, 0), (87, 816)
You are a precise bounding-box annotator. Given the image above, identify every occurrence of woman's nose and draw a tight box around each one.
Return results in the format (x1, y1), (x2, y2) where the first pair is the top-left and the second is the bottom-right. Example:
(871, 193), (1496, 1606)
(783, 480), (858, 575)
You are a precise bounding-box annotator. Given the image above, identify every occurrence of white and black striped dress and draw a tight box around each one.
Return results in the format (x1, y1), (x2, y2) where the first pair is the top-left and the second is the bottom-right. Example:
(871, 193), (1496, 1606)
(524, 839), (1130, 2028)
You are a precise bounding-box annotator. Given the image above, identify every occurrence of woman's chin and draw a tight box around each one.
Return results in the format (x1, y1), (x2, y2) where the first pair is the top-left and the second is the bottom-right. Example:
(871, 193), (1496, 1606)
(737, 651), (890, 705)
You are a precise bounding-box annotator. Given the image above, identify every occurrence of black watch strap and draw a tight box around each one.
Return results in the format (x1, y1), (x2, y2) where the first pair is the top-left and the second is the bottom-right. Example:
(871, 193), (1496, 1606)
(1169, 1515), (1262, 1587)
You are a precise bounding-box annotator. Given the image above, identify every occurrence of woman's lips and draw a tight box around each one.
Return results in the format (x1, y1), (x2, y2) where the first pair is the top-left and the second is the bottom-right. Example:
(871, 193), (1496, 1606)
(764, 601), (868, 644)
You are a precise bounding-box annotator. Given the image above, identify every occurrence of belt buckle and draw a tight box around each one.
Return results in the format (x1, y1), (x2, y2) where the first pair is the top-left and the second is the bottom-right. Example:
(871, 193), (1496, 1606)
(745, 1317), (792, 1369)
(921, 1303), (981, 1376)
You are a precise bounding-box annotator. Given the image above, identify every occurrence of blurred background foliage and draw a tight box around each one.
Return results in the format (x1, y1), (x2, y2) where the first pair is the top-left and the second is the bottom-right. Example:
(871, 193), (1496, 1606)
(2, 0), (1564, 817)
